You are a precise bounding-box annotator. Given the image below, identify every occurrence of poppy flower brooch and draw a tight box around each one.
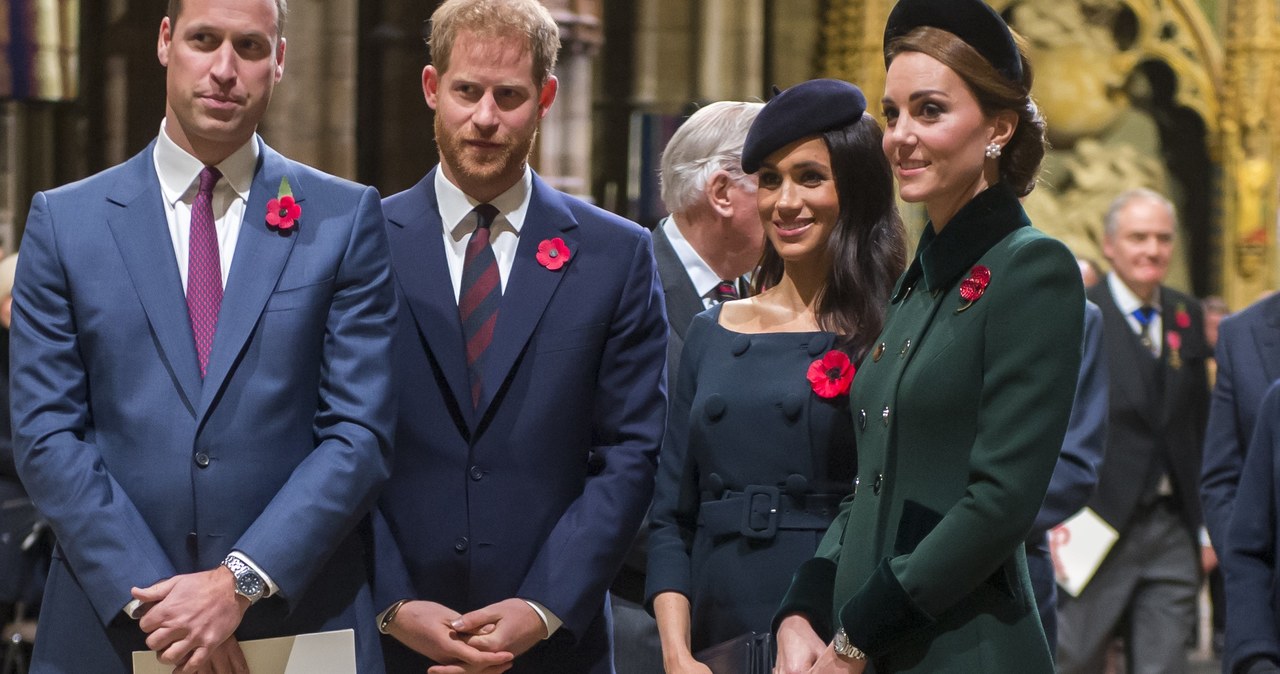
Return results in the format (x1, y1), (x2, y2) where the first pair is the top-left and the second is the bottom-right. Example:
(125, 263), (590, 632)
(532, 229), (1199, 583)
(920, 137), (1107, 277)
(956, 265), (991, 313)
(266, 176), (300, 232)
(808, 350), (854, 399)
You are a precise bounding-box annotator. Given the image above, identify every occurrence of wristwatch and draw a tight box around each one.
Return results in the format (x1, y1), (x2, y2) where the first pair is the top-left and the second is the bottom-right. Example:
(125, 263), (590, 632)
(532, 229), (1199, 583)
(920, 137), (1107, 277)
(222, 555), (265, 604)
(833, 628), (868, 660)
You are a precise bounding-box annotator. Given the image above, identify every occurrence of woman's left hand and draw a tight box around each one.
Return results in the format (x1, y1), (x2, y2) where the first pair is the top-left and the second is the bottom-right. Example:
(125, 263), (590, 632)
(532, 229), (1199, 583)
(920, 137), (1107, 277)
(805, 643), (867, 674)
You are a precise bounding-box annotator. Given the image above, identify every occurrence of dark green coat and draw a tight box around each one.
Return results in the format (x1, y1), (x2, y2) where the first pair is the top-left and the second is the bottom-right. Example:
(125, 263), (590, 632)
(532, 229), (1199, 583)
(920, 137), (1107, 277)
(777, 184), (1084, 672)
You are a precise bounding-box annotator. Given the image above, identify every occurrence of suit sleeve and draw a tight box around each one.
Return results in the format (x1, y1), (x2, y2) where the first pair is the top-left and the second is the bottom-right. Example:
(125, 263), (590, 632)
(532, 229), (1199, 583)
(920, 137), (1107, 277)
(1203, 316), (1247, 555)
(10, 192), (178, 624)
(839, 237), (1083, 655)
(232, 186), (397, 600)
(1030, 300), (1108, 538)
(516, 229), (668, 640)
(1222, 381), (1280, 673)
(644, 312), (708, 609)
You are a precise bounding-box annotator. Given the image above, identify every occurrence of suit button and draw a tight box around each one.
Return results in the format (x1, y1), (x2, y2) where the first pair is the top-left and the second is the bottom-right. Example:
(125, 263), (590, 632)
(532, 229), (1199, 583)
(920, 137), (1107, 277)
(469, 465), (484, 481)
(873, 473), (884, 494)
(194, 452), (210, 468)
(454, 537), (469, 553)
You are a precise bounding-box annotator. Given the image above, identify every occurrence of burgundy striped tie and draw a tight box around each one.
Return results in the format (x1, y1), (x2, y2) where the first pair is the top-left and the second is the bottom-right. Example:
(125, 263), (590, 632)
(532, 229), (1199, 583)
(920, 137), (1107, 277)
(459, 204), (501, 408)
(187, 166), (223, 378)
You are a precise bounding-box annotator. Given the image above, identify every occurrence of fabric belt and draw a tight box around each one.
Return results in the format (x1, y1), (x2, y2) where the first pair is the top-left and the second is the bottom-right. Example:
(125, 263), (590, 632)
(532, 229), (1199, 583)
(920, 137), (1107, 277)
(698, 486), (845, 540)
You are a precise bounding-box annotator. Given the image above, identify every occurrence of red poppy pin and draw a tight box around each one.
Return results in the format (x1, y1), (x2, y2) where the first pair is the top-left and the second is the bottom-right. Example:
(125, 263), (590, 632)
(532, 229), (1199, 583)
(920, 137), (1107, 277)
(808, 350), (854, 399)
(536, 237), (571, 270)
(1175, 304), (1191, 329)
(1166, 330), (1183, 370)
(956, 265), (991, 313)
(266, 176), (301, 232)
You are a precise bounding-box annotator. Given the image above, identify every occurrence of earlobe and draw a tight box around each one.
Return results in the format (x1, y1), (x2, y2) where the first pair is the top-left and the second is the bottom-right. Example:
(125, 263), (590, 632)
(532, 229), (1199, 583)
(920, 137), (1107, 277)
(157, 17), (172, 67)
(538, 76), (559, 119)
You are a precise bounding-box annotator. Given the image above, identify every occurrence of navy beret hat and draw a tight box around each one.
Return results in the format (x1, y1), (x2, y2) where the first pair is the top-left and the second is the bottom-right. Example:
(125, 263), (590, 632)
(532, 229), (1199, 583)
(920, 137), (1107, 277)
(883, 0), (1023, 84)
(741, 79), (867, 174)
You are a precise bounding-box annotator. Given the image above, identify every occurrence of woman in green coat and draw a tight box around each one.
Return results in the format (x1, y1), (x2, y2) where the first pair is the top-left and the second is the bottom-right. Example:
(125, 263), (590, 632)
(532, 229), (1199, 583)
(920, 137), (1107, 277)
(773, 0), (1085, 672)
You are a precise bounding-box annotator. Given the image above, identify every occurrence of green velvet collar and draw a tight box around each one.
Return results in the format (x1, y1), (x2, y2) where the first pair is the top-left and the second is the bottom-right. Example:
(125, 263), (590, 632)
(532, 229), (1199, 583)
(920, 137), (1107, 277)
(892, 182), (1029, 303)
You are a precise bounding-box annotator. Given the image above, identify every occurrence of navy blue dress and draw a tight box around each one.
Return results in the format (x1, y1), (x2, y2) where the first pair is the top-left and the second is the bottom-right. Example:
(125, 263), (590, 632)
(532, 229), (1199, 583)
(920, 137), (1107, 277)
(646, 306), (855, 651)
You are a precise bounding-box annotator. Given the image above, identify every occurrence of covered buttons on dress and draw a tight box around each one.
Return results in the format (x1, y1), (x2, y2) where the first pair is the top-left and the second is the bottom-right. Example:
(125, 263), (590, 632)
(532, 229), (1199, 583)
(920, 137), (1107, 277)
(782, 393), (804, 421)
(731, 335), (752, 356)
(704, 393), (727, 421)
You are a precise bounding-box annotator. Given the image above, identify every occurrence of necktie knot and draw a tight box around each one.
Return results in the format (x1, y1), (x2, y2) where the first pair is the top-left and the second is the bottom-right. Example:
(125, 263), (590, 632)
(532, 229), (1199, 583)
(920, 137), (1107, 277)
(473, 204), (499, 231)
(198, 166), (222, 197)
(714, 280), (740, 303)
(1132, 305), (1157, 328)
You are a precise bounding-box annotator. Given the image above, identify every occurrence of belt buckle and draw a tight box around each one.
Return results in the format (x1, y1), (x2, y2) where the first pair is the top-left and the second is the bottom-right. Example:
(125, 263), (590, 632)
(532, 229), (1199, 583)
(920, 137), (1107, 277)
(740, 485), (781, 540)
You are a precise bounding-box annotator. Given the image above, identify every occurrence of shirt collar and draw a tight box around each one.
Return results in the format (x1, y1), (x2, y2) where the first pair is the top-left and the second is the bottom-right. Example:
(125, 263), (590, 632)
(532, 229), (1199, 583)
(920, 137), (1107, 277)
(153, 119), (259, 206)
(435, 166), (533, 239)
(661, 216), (722, 298)
(1107, 272), (1162, 315)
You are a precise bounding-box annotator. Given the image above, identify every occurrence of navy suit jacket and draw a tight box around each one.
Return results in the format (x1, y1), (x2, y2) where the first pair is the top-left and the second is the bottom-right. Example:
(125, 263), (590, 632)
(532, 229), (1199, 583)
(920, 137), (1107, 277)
(10, 139), (397, 671)
(1223, 379), (1280, 673)
(375, 169), (668, 673)
(1202, 291), (1280, 556)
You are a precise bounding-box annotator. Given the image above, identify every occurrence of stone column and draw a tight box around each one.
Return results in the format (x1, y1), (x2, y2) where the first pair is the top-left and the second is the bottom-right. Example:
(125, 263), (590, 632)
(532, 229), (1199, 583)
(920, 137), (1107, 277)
(538, 0), (602, 199)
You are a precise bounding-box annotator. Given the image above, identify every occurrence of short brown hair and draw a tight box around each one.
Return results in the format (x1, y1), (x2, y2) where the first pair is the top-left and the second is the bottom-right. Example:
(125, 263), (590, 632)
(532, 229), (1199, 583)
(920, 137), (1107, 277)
(886, 26), (1046, 197)
(428, 0), (560, 85)
(167, 0), (288, 38)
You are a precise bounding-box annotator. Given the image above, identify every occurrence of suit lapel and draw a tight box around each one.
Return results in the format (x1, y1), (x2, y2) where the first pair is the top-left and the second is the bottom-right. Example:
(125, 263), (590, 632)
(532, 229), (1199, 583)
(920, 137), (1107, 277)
(475, 175), (579, 417)
(1159, 292), (1187, 423)
(652, 223), (702, 341)
(384, 170), (475, 425)
(104, 143), (202, 415)
(1089, 284), (1160, 428)
(196, 141), (301, 424)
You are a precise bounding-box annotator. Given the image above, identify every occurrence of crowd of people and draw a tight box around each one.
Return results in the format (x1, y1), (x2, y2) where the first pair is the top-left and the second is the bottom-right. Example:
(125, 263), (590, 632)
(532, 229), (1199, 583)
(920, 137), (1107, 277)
(1, 0), (1278, 673)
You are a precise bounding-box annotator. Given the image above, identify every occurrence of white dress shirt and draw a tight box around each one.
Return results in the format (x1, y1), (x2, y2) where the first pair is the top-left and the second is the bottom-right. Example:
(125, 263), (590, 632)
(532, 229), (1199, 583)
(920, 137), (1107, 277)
(661, 216), (731, 309)
(1107, 272), (1163, 357)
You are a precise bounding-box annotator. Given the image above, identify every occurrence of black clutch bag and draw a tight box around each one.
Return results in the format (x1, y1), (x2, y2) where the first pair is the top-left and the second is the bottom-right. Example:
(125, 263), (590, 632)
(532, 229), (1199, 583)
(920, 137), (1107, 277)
(694, 632), (775, 674)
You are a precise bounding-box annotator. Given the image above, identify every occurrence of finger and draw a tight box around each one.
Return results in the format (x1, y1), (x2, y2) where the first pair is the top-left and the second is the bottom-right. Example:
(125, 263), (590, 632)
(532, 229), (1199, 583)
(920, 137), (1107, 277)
(180, 645), (212, 672)
(132, 577), (179, 604)
(451, 608), (500, 634)
(440, 637), (513, 665)
(145, 626), (186, 653)
(156, 637), (195, 666)
(225, 640), (248, 674)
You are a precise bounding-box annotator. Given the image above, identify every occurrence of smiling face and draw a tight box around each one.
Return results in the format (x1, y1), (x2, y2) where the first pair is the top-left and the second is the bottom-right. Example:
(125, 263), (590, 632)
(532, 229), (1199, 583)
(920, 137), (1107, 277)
(881, 51), (1012, 228)
(1103, 195), (1176, 300)
(424, 30), (558, 203)
(157, 0), (284, 164)
(755, 136), (839, 269)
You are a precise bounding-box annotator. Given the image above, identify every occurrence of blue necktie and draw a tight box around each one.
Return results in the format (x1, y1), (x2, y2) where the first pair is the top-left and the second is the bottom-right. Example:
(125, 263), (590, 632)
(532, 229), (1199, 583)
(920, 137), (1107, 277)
(1132, 305), (1157, 354)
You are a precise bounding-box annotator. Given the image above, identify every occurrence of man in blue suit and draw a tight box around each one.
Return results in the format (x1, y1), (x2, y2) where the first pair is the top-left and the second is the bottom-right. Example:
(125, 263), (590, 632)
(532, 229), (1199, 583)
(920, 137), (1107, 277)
(1202, 291), (1280, 557)
(372, 1), (667, 672)
(9, 0), (397, 671)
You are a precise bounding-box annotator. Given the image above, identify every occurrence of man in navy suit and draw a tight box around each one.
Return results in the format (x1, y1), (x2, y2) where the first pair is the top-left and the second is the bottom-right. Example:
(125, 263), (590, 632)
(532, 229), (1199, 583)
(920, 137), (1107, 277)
(9, 0), (397, 671)
(1202, 290), (1280, 556)
(372, 1), (668, 672)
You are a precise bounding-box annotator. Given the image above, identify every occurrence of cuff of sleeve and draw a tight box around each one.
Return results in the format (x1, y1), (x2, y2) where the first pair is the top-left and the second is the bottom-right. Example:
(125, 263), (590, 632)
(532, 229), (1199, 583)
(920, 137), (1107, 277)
(123, 599), (146, 620)
(1200, 526), (1212, 547)
(773, 557), (838, 641)
(837, 557), (935, 658)
(229, 550), (280, 598)
(523, 600), (562, 640)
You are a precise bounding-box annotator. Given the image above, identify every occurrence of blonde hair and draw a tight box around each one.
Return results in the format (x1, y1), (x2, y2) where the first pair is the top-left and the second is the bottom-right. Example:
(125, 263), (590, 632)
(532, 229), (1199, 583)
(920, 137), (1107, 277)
(429, 0), (561, 85)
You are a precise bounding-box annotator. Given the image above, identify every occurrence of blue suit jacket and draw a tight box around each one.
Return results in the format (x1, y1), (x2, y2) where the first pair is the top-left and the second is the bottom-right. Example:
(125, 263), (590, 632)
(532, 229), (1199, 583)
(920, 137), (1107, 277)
(10, 139), (397, 672)
(1223, 379), (1280, 673)
(1202, 291), (1280, 557)
(375, 169), (668, 673)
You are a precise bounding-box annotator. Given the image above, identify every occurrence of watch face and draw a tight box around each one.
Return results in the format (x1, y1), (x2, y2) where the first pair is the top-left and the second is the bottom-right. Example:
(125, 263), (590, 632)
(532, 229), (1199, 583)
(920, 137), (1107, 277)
(236, 573), (264, 597)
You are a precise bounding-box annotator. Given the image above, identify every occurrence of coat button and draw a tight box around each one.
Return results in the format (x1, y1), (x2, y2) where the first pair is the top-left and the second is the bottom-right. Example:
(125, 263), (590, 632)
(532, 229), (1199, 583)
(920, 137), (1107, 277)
(454, 537), (469, 553)
(705, 394), (726, 421)
(873, 343), (886, 362)
(899, 339), (912, 357)
(881, 406), (890, 426)
(807, 336), (828, 357)
(469, 465), (484, 481)
(852, 476), (860, 497)
(194, 452), (210, 468)
(858, 409), (867, 430)
(782, 394), (803, 421)
(731, 335), (751, 356)
(873, 473), (884, 494)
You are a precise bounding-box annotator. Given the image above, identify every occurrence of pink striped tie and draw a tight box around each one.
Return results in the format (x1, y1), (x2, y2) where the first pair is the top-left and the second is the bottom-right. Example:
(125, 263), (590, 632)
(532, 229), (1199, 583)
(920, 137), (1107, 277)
(459, 204), (501, 408)
(187, 166), (223, 377)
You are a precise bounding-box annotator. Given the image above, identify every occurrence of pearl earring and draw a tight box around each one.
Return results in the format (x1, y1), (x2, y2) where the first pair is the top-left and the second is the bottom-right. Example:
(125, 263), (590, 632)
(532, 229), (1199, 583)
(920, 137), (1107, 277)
(985, 143), (1002, 159)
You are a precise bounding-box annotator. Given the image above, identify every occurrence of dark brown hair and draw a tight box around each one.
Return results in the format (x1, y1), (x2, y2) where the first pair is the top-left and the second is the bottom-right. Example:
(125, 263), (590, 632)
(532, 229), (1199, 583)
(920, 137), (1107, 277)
(752, 115), (908, 359)
(886, 26), (1046, 197)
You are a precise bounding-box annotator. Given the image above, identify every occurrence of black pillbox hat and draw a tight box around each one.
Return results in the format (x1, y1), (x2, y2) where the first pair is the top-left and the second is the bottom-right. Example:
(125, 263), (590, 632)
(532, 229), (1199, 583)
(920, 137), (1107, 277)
(883, 0), (1023, 84)
(741, 79), (867, 174)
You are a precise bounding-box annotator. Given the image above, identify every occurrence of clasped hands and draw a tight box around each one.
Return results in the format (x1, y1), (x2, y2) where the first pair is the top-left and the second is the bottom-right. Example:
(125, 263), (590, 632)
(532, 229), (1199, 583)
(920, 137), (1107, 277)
(388, 597), (546, 674)
(773, 614), (867, 674)
(130, 566), (250, 673)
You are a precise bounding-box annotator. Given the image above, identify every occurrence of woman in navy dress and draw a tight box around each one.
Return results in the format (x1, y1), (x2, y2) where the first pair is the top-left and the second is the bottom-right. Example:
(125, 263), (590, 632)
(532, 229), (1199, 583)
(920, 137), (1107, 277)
(645, 80), (906, 673)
